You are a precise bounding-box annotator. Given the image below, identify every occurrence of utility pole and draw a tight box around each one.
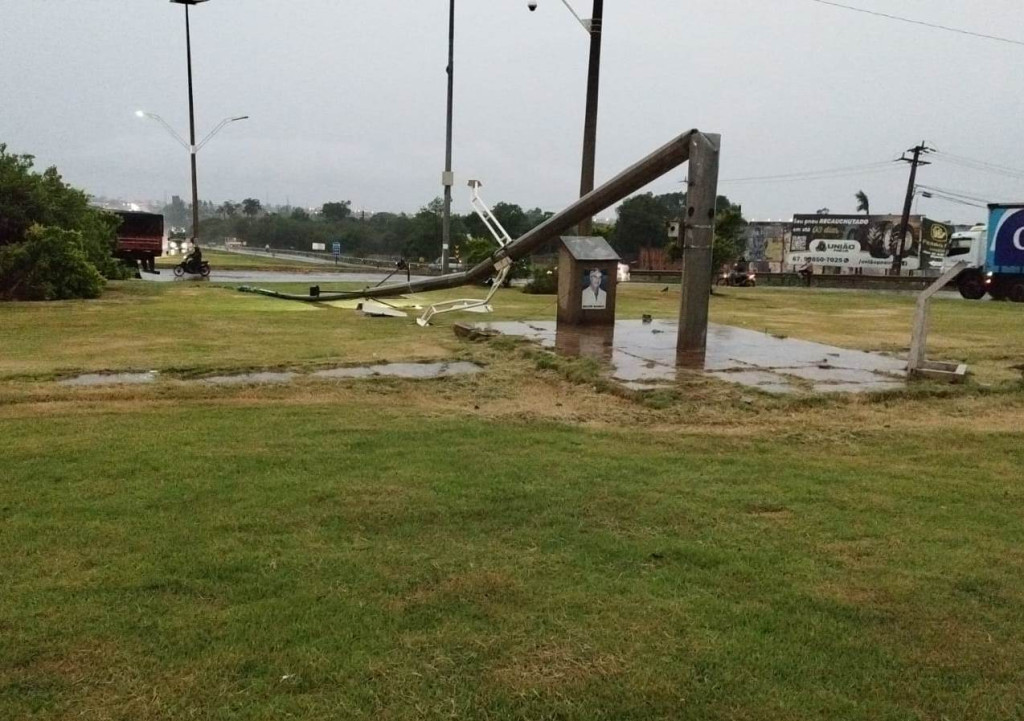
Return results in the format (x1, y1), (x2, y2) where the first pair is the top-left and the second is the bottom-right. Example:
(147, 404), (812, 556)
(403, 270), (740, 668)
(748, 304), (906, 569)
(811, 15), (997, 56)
(441, 0), (456, 274)
(577, 0), (604, 237)
(894, 141), (933, 275)
(184, 3), (200, 245)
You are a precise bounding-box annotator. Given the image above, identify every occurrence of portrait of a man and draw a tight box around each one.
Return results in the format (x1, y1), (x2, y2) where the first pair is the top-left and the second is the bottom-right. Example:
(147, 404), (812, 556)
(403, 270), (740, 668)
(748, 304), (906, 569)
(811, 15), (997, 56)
(581, 268), (607, 310)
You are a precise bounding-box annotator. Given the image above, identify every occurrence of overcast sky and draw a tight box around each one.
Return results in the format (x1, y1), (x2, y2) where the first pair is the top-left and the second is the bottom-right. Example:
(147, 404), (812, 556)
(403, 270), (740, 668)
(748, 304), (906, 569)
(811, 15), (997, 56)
(3, 0), (1024, 223)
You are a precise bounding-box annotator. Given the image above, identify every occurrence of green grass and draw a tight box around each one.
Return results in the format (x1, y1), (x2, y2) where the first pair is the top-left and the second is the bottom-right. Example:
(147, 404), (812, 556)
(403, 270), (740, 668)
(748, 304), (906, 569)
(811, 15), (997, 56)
(2, 280), (1024, 719)
(1, 281), (1022, 383)
(2, 394), (1023, 719)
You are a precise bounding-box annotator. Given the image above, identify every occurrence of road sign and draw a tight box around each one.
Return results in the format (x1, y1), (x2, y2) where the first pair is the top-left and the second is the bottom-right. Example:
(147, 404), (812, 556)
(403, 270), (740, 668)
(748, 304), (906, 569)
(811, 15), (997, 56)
(332, 242), (341, 257)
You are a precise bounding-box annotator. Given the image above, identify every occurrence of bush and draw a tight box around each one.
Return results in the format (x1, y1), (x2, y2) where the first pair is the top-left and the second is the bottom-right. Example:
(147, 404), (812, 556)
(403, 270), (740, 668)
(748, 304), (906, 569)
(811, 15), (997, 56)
(523, 264), (558, 295)
(0, 226), (105, 301)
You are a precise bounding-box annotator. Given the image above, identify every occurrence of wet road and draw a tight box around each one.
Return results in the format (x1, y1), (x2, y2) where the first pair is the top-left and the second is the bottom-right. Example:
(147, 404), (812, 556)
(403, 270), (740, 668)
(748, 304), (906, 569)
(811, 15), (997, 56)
(142, 269), (431, 285)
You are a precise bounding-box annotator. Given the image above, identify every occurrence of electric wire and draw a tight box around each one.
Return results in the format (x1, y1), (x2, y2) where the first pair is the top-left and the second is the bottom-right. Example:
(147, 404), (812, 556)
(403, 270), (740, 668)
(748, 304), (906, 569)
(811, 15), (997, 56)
(807, 0), (1024, 48)
(720, 160), (901, 185)
(931, 152), (1024, 182)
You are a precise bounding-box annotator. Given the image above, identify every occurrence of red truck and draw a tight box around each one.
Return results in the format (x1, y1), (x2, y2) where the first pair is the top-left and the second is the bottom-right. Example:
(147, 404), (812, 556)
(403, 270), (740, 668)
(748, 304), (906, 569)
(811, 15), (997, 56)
(112, 211), (164, 273)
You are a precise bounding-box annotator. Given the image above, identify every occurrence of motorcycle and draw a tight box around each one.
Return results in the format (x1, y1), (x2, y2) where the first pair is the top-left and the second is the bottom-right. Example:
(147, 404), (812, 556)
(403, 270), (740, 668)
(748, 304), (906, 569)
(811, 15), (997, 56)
(715, 270), (757, 287)
(173, 258), (211, 278)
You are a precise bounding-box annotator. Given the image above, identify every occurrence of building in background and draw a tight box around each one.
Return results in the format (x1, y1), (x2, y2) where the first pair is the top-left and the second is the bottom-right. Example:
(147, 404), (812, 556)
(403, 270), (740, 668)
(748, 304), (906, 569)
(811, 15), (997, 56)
(743, 222), (791, 273)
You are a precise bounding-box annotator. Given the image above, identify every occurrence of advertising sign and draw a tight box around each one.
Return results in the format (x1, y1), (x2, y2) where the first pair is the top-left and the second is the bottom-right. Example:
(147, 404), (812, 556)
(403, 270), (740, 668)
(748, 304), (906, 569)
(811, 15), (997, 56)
(332, 242), (341, 257)
(989, 205), (1024, 270)
(312, 242), (326, 251)
(786, 214), (951, 273)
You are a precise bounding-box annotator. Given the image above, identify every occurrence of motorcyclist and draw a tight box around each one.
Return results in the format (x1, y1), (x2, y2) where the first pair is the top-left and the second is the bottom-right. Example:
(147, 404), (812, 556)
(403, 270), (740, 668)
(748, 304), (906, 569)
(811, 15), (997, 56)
(729, 256), (748, 285)
(185, 242), (203, 273)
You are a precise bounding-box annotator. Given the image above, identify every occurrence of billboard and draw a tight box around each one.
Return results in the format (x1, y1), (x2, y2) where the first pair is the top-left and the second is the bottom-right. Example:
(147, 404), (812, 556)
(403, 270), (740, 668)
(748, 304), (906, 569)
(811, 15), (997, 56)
(744, 222), (790, 268)
(787, 215), (952, 273)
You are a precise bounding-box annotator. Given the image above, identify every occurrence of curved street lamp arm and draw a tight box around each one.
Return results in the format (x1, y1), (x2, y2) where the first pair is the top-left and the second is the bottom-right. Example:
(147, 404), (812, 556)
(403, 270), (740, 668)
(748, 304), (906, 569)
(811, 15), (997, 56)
(196, 115), (249, 152)
(137, 111), (190, 151)
(559, 0), (592, 33)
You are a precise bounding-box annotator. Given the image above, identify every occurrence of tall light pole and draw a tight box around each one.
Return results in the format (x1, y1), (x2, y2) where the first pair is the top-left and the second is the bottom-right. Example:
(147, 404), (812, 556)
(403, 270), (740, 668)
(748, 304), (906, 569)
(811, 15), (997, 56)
(535, 1), (604, 236)
(578, 0), (603, 237)
(170, 0), (208, 243)
(441, 0), (456, 274)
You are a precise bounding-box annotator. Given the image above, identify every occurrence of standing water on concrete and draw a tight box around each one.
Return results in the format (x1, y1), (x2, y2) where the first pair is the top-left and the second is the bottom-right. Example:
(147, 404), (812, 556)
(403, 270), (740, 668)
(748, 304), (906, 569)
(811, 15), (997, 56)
(476, 320), (905, 394)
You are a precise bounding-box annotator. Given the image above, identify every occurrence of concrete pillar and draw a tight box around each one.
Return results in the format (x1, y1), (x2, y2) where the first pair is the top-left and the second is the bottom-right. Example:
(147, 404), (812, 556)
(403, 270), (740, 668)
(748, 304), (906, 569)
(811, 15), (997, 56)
(677, 132), (721, 366)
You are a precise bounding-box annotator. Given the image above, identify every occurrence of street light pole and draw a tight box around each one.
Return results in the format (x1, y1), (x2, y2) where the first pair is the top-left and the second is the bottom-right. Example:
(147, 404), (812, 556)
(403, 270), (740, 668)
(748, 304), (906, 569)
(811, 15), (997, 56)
(542, 1), (605, 236)
(578, 0), (603, 237)
(170, 0), (209, 242)
(441, 0), (455, 274)
(184, 4), (200, 243)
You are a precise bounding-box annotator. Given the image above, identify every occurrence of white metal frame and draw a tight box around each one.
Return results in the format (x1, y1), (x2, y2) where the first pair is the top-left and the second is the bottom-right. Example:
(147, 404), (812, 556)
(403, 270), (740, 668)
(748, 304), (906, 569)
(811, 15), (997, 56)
(417, 180), (514, 326)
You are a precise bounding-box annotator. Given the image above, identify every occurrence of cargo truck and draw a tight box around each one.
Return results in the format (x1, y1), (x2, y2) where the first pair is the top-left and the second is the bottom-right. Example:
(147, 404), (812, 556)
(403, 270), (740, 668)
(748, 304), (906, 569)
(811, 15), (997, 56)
(112, 210), (164, 273)
(943, 203), (1024, 301)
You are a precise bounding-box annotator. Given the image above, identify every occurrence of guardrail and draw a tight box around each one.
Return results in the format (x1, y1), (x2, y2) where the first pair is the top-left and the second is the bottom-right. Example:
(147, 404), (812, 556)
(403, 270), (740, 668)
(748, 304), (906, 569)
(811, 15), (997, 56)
(213, 245), (445, 275)
(629, 269), (949, 292)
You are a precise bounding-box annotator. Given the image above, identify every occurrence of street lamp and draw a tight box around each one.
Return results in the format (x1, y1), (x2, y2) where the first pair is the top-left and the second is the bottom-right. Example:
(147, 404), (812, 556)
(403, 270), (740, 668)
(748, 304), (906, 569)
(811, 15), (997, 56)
(170, 0), (209, 243)
(441, 0), (456, 274)
(533, 0), (604, 236)
(136, 111), (248, 231)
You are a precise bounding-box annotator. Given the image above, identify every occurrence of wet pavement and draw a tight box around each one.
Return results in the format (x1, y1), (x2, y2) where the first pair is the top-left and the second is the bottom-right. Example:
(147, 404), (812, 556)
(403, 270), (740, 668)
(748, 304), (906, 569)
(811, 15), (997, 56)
(477, 320), (906, 394)
(58, 362), (482, 388)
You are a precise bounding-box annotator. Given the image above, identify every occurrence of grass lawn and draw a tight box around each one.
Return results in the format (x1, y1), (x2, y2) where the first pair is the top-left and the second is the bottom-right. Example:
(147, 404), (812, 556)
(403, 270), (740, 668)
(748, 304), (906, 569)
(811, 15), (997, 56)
(2, 280), (1023, 719)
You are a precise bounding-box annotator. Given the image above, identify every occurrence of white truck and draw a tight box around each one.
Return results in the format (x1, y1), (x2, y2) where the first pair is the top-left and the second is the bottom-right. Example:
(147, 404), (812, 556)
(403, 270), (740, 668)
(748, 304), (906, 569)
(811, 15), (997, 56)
(943, 204), (1024, 301)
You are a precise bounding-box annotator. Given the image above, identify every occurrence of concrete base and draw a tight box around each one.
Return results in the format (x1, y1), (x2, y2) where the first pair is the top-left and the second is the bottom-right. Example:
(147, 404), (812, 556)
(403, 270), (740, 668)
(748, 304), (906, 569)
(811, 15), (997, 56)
(909, 361), (969, 383)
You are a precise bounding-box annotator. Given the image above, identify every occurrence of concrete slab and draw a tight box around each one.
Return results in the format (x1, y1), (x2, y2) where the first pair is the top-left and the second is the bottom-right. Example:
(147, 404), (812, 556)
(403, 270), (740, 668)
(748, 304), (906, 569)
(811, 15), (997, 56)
(476, 319), (905, 395)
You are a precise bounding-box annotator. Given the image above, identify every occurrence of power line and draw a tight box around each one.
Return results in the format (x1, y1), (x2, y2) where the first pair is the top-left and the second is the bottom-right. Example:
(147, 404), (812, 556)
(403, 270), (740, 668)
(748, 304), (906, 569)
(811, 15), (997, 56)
(916, 184), (989, 204)
(931, 151), (1024, 181)
(808, 0), (1024, 48)
(719, 160), (900, 184)
(916, 190), (987, 210)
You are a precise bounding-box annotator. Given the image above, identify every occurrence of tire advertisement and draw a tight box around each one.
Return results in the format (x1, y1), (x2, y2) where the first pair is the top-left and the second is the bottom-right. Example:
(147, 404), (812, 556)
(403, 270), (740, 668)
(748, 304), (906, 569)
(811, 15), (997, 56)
(786, 215), (953, 273)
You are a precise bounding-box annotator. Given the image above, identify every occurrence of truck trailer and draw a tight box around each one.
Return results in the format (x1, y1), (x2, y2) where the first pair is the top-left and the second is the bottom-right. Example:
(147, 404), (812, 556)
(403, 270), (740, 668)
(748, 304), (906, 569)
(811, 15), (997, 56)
(112, 210), (164, 273)
(944, 203), (1024, 301)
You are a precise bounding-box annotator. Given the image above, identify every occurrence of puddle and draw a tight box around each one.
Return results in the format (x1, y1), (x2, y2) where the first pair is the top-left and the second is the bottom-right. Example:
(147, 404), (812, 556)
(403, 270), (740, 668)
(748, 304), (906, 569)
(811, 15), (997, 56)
(60, 372), (158, 387)
(201, 372), (297, 386)
(476, 319), (906, 395)
(56, 362), (482, 389)
(312, 361), (482, 380)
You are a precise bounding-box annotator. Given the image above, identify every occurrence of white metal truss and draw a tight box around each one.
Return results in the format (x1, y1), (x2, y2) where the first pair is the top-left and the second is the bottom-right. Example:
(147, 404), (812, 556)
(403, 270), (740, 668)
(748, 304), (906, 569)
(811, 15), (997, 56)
(417, 180), (513, 327)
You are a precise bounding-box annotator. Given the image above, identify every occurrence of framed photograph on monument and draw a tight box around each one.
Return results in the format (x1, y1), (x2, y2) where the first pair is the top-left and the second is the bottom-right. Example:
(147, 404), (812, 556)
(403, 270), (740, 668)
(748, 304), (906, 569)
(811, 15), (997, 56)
(581, 269), (608, 310)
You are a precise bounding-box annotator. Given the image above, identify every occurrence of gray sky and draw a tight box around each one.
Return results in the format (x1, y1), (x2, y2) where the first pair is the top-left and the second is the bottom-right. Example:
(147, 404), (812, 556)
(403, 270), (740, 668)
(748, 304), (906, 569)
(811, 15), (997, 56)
(3, 0), (1024, 223)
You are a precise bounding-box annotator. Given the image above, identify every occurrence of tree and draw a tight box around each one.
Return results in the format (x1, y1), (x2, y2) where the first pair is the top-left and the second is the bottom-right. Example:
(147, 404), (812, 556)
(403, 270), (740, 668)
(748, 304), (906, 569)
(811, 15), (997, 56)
(0, 225), (105, 301)
(0, 143), (125, 281)
(161, 196), (189, 229)
(666, 195), (747, 276)
(242, 198), (262, 217)
(855, 190), (870, 215)
(290, 207), (310, 221)
(321, 201), (352, 222)
(613, 193), (670, 259)
(218, 201), (238, 219)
